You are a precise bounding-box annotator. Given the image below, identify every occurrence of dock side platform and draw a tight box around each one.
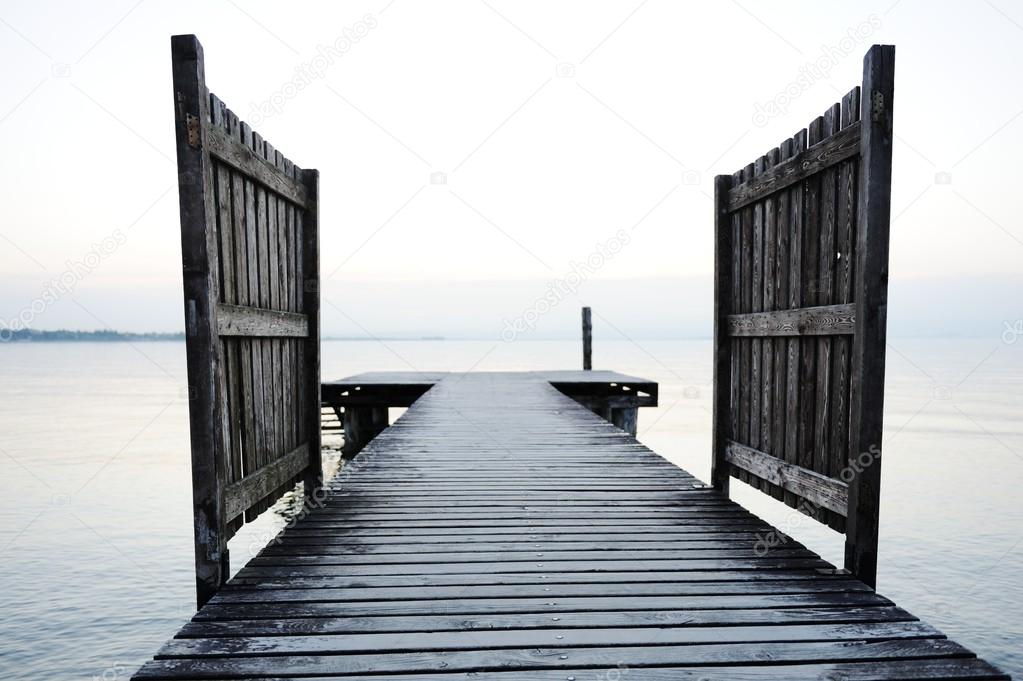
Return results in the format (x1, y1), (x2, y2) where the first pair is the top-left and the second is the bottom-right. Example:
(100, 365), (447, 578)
(133, 372), (1007, 679)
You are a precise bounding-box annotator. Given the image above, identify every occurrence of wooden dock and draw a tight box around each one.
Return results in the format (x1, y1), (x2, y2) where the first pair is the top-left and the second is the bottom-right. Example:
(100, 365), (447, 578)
(133, 371), (1007, 680)
(152, 37), (1009, 679)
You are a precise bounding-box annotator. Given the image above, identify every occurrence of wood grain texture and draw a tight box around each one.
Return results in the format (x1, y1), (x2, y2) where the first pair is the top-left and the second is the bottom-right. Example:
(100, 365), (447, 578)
(206, 123), (309, 207)
(727, 303), (855, 336)
(714, 45), (898, 578)
(216, 303), (309, 337)
(725, 441), (848, 515)
(170, 34), (321, 605)
(845, 45), (896, 589)
(170, 33), (228, 609)
(581, 306), (593, 370)
(132, 371), (1004, 680)
(727, 123), (860, 210)
(711, 175), (732, 493)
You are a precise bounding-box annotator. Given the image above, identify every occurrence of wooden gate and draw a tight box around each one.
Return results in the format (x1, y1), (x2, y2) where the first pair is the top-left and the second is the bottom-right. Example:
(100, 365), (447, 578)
(171, 35), (321, 607)
(711, 45), (895, 587)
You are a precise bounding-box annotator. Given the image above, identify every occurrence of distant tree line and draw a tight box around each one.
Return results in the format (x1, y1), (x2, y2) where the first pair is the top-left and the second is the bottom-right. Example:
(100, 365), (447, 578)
(1, 329), (184, 342)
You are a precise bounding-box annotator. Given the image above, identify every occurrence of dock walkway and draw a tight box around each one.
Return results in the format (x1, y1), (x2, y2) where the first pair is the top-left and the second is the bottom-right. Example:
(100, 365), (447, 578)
(133, 372), (1007, 680)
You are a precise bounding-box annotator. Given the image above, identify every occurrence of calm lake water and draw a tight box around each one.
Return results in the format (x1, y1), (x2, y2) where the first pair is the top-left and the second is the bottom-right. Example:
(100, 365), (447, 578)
(0, 338), (1020, 678)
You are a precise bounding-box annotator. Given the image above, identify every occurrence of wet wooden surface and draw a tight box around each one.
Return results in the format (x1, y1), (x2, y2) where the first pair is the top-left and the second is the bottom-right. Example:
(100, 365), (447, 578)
(133, 372), (1007, 680)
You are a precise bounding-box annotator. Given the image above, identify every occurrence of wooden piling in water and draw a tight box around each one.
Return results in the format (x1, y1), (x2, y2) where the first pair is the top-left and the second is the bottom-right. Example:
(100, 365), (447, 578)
(582, 306), (592, 370)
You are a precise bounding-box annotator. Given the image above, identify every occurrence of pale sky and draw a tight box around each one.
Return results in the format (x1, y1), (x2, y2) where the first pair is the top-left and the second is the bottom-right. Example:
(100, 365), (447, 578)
(1, 0), (1021, 338)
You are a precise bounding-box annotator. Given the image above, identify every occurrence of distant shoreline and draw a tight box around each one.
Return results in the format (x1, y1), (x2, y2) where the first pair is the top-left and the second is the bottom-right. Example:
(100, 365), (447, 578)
(1, 329), (185, 343)
(0, 330), (452, 343)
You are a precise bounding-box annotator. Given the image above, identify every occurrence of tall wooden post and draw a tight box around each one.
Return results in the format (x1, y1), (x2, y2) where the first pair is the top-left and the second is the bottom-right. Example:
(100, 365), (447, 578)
(171, 35), (229, 608)
(581, 307), (592, 370)
(710, 174), (733, 495)
(845, 45), (895, 588)
(301, 168), (323, 502)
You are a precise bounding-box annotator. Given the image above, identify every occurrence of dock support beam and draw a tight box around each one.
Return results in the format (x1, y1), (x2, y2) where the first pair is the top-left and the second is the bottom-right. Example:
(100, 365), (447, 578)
(611, 406), (638, 436)
(582, 307), (592, 370)
(342, 406), (389, 458)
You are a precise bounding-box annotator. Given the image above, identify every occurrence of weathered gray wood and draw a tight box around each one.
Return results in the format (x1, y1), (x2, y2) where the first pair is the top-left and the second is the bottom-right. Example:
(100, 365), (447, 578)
(729, 167), (742, 461)
(771, 138), (795, 502)
(845, 45), (896, 588)
(160, 620), (940, 656)
(784, 129), (807, 510)
(712, 48), (897, 566)
(170, 34), (321, 606)
(138, 362), (1003, 679)
(178, 604), (918, 636)
(737, 163), (753, 486)
(210, 96), (244, 508)
(727, 123), (860, 210)
(170, 33), (229, 609)
(223, 444), (310, 519)
(581, 306), (592, 370)
(263, 140), (284, 490)
(610, 406), (638, 435)
(205, 123), (310, 207)
(134, 638), (975, 678)
(725, 441), (848, 515)
(813, 103), (839, 529)
(711, 174), (732, 493)
(151, 39), (1003, 681)
(342, 406), (389, 458)
(831, 86), (859, 526)
(300, 168), (322, 497)
(750, 156), (765, 474)
(761, 146), (781, 501)
(140, 658), (1013, 681)
(727, 303), (855, 337)
(216, 303), (309, 337)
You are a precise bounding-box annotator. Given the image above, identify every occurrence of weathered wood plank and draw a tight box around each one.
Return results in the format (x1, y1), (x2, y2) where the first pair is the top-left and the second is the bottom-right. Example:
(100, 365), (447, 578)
(216, 303), (309, 337)
(727, 303), (856, 337)
(223, 444), (310, 519)
(726, 123), (860, 211)
(738, 163), (753, 483)
(160, 620), (941, 657)
(813, 103), (840, 527)
(845, 45), (896, 588)
(300, 168), (322, 497)
(170, 33), (229, 609)
(135, 638), (971, 677)
(831, 86), (859, 524)
(711, 174), (732, 493)
(750, 156), (765, 472)
(797, 115), (824, 520)
(725, 441), (848, 515)
(769, 143), (790, 502)
(784, 128), (807, 510)
(206, 122), (309, 207)
(178, 605), (918, 636)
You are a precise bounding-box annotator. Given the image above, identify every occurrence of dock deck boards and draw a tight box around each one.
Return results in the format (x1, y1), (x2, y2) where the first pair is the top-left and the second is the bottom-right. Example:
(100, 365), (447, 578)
(134, 372), (1007, 680)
